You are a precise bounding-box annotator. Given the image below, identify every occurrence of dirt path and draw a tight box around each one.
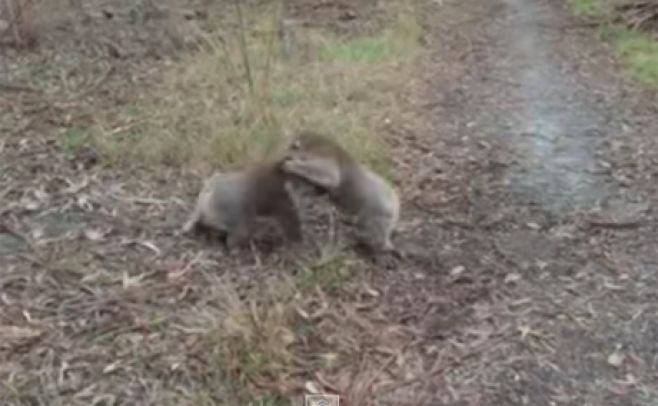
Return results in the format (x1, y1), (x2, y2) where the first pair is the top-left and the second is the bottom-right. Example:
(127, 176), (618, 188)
(374, 0), (658, 404)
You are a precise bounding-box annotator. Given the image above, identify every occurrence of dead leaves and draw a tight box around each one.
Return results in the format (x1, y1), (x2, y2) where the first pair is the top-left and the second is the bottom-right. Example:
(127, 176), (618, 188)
(0, 325), (44, 351)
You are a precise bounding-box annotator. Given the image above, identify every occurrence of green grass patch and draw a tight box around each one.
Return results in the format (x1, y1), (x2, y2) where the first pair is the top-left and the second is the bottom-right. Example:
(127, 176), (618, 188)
(60, 127), (89, 157)
(319, 6), (422, 64)
(568, 0), (609, 18)
(602, 26), (658, 86)
(568, 1), (658, 87)
(295, 254), (351, 293)
(89, 1), (423, 174)
(319, 36), (394, 63)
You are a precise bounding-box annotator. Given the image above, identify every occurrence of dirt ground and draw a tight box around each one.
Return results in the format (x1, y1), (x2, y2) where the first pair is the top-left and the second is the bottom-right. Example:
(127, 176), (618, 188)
(381, 0), (658, 404)
(2, 0), (658, 405)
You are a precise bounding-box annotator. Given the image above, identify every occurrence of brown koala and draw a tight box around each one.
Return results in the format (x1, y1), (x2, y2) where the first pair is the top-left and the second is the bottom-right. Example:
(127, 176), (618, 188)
(181, 161), (302, 249)
(281, 131), (400, 252)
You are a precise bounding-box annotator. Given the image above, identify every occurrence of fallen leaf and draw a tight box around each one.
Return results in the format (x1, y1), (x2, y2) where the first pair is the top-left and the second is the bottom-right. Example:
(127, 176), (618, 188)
(77, 194), (94, 211)
(122, 271), (146, 289)
(603, 281), (625, 291)
(608, 352), (625, 367)
(450, 265), (465, 276)
(362, 283), (380, 297)
(505, 273), (521, 284)
(122, 239), (161, 255)
(64, 177), (90, 194)
(518, 325), (542, 339)
(295, 305), (310, 320)
(103, 362), (120, 374)
(34, 187), (49, 202)
(0, 325), (43, 349)
(91, 394), (116, 406)
(167, 266), (190, 280)
(137, 240), (161, 255)
(84, 228), (105, 241)
(608, 384), (628, 396)
(21, 197), (40, 211)
(305, 381), (322, 394)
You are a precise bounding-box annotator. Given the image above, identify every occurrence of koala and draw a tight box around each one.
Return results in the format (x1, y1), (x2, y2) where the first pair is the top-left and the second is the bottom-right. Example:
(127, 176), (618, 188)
(281, 131), (399, 252)
(181, 161), (302, 249)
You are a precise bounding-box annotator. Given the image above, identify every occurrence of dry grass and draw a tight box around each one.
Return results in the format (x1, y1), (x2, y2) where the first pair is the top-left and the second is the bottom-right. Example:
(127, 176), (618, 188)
(1, 1), (426, 405)
(89, 1), (422, 176)
(0, 251), (410, 406)
(163, 260), (411, 405)
(180, 275), (300, 405)
(568, 0), (610, 18)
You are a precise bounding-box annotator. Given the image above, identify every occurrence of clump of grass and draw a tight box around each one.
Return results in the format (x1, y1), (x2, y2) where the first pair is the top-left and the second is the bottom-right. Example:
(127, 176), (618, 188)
(602, 26), (658, 86)
(60, 127), (89, 157)
(319, 5), (422, 64)
(92, 1), (422, 174)
(568, 0), (610, 18)
(188, 279), (299, 404)
(568, 1), (658, 87)
(295, 254), (351, 294)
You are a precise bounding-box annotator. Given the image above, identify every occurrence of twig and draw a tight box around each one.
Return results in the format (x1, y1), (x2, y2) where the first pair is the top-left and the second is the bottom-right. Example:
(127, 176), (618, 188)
(0, 184), (14, 202)
(108, 192), (170, 206)
(233, 0), (254, 94)
(9, 116), (37, 137)
(262, 0), (283, 93)
(411, 200), (475, 229)
(4, 0), (21, 46)
(66, 65), (115, 102)
(0, 81), (39, 93)
(587, 219), (643, 229)
(362, 338), (418, 394)
(0, 219), (38, 254)
(379, 333), (510, 394)
(105, 119), (144, 137)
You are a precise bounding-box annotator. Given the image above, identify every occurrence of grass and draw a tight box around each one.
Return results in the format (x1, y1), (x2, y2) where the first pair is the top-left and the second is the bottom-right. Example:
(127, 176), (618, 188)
(602, 26), (658, 86)
(89, 1), (422, 175)
(185, 260), (361, 405)
(319, 8), (423, 64)
(174, 277), (298, 405)
(182, 250), (376, 404)
(568, 0), (658, 87)
(61, 127), (89, 157)
(295, 254), (352, 294)
(568, 0), (609, 18)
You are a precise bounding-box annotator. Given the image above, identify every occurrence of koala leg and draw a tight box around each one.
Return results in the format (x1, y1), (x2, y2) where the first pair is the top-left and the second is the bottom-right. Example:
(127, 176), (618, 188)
(357, 213), (395, 252)
(273, 196), (303, 242)
(181, 207), (200, 235)
(225, 217), (252, 251)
